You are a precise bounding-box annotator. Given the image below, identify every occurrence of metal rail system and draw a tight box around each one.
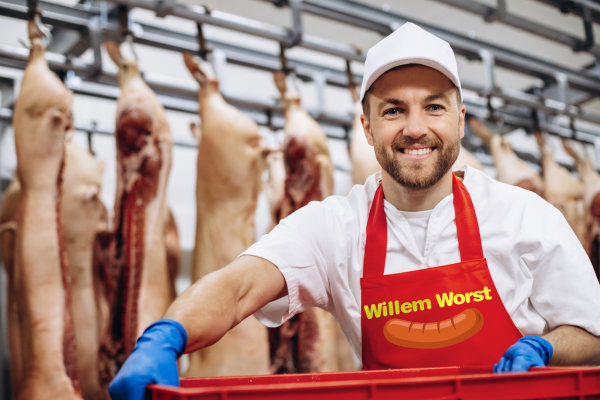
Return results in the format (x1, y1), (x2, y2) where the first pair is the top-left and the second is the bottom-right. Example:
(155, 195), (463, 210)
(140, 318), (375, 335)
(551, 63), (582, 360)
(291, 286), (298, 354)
(0, 0), (599, 148)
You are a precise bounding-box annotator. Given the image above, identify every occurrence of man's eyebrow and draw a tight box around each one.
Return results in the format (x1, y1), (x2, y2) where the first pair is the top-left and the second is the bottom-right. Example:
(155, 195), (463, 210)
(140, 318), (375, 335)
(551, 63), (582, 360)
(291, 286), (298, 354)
(424, 93), (451, 103)
(376, 98), (405, 113)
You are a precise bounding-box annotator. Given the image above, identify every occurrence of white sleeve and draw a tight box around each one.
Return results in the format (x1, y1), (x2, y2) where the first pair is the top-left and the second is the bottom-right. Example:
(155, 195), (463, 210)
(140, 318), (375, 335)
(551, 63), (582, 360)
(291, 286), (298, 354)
(242, 199), (345, 326)
(523, 202), (600, 336)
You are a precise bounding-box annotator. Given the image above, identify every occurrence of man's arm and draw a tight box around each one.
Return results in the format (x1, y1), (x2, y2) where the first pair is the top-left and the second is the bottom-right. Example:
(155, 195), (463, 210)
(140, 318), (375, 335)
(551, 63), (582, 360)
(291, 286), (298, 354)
(109, 254), (287, 400)
(495, 325), (600, 372)
(164, 254), (287, 352)
(545, 325), (600, 365)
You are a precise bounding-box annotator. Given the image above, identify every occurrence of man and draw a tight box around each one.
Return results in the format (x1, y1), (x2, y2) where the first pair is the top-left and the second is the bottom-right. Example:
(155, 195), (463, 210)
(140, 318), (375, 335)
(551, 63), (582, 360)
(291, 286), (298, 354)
(109, 22), (600, 400)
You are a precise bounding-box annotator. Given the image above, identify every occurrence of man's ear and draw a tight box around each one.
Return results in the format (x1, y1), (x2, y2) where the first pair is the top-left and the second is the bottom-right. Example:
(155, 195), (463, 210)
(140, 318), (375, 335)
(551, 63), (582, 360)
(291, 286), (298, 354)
(458, 104), (466, 140)
(361, 114), (374, 146)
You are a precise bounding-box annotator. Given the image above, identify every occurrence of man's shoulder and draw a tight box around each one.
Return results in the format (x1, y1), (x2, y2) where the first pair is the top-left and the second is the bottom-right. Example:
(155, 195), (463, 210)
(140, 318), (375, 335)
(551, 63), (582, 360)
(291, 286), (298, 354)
(463, 167), (557, 220)
(465, 167), (545, 205)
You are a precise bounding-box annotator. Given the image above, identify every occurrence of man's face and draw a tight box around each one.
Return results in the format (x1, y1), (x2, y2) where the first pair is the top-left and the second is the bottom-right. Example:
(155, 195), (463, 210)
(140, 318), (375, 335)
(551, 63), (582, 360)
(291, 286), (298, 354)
(361, 65), (465, 190)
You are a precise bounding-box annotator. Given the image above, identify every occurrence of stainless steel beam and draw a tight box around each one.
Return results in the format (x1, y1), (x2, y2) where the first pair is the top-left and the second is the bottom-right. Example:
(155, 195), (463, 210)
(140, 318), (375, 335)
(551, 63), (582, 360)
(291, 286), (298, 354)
(99, 0), (365, 61)
(2, 0), (600, 144)
(430, 0), (600, 56)
(286, 0), (600, 95)
(3, 0), (600, 97)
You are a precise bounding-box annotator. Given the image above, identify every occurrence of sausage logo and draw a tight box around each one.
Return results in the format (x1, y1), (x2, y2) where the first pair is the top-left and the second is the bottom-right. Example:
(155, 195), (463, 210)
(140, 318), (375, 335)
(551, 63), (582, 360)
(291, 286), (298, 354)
(364, 286), (492, 348)
(383, 308), (484, 349)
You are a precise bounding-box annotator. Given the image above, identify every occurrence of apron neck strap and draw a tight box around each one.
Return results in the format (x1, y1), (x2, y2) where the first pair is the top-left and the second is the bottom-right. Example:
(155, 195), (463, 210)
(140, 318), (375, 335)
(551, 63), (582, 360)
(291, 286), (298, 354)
(364, 184), (388, 277)
(364, 173), (484, 278)
(452, 173), (484, 261)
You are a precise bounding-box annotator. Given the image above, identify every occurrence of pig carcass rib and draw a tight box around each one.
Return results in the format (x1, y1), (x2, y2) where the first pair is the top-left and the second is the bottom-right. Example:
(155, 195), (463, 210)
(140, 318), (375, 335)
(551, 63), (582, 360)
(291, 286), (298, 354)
(10, 20), (81, 399)
(182, 53), (269, 377)
(468, 117), (544, 196)
(98, 41), (175, 387)
(535, 132), (585, 245)
(562, 139), (600, 281)
(269, 71), (355, 373)
(348, 88), (379, 185)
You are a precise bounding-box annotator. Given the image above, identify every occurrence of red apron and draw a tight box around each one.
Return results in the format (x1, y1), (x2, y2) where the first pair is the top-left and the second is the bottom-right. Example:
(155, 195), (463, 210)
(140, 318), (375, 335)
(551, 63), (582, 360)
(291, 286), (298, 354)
(361, 174), (521, 369)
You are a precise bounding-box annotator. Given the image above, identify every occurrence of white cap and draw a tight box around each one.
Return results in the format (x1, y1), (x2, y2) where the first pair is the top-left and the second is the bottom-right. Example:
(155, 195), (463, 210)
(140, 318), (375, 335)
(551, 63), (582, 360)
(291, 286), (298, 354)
(359, 22), (462, 102)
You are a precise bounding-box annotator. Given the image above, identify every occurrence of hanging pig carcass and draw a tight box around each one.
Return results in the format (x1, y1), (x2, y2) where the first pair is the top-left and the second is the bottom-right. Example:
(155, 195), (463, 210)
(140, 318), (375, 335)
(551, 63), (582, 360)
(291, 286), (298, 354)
(562, 139), (600, 281)
(535, 132), (586, 245)
(0, 179), (23, 397)
(182, 53), (270, 377)
(1, 76), (108, 400)
(60, 140), (109, 400)
(8, 19), (81, 400)
(98, 41), (177, 387)
(269, 71), (356, 373)
(348, 86), (379, 185)
(468, 117), (544, 196)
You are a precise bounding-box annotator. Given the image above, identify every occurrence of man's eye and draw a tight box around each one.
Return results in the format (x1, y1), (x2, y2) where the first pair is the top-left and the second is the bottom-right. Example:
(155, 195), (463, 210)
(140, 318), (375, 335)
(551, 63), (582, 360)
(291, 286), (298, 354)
(383, 107), (402, 116)
(428, 104), (445, 112)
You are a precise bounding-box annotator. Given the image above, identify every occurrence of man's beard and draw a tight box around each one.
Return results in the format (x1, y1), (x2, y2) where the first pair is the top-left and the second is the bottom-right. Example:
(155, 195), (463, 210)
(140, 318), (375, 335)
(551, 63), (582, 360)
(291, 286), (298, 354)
(374, 132), (461, 190)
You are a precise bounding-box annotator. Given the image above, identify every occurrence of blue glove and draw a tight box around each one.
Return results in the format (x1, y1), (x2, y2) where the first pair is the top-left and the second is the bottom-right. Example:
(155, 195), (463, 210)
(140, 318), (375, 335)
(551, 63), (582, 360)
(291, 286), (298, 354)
(494, 335), (553, 373)
(108, 319), (188, 400)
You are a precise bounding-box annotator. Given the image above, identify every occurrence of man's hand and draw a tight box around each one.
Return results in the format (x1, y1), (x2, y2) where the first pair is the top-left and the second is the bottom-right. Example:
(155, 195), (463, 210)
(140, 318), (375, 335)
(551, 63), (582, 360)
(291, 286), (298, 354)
(109, 319), (187, 400)
(494, 335), (553, 373)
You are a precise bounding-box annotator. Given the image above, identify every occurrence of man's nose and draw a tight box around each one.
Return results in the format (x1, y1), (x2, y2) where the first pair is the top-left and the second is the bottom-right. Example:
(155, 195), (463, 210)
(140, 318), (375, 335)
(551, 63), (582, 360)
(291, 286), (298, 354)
(403, 111), (427, 139)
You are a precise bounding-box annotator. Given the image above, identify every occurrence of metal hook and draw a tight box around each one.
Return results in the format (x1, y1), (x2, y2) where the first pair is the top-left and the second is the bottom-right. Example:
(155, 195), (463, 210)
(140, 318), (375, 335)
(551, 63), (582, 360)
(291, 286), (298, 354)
(485, 96), (504, 129)
(278, 44), (300, 95)
(87, 120), (97, 156)
(530, 107), (541, 133)
(30, 11), (52, 47)
(27, 0), (38, 19)
(195, 22), (211, 61)
(484, 0), (507, 23)
(283, 0), (303, 48)
(574, 4), (595, 52)
(345, 59), (354, 88)
(116, 5), (138, 63)
(124, 33), (139, 63)
(279, 43), (293, 75)
(569, 117), (578, 140)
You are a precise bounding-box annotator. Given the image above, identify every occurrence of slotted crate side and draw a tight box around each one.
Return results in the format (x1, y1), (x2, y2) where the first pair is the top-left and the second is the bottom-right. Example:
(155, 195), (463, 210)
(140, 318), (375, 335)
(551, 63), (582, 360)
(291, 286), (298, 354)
(151, 366), (600, 400)
(179, 366), (488, 388)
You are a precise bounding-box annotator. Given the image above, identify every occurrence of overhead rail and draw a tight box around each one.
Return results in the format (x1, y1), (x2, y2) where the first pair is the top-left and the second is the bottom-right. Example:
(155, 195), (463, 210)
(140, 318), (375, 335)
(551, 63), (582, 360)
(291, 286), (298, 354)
(100, 0), (365, 62)
(261, 0), (600, 96)
(0, 38), (596, 151)
(426, 0), (600, 55)
(536, 0), (600, 24)
(2, 0), (600, 98)
(0, 0), (599, 145)
(5, 0), (597, 98)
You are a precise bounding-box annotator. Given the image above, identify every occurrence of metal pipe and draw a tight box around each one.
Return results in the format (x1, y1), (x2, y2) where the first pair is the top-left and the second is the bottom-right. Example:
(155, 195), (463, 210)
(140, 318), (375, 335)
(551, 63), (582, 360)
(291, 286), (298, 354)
(3, 0), (600, 96)
(428, 0), (600, 55)
(1, 1), (600, 143)
(2, 36), (600, 133)
(101, 0), (365, 61)
(270, 0), (600, 94)
(572, 0), (600, 15)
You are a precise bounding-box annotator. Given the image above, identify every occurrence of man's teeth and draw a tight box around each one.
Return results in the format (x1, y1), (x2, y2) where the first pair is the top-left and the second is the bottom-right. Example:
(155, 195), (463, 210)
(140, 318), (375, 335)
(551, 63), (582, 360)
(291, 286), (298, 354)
(402, 148), (433, 155)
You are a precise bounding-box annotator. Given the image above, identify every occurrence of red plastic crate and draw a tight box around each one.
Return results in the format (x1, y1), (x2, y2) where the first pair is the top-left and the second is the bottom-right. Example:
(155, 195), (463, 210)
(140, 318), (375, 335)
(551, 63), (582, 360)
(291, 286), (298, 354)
(149, 366), (600, 399)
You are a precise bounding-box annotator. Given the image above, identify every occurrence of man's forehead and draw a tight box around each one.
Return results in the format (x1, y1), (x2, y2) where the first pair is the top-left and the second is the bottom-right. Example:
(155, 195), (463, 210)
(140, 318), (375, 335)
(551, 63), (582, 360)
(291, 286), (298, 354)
(370, 86), (456, 103)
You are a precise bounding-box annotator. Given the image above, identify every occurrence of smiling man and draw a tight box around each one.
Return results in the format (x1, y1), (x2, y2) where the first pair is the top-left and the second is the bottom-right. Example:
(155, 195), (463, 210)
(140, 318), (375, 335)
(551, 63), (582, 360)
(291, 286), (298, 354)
(363, 64), (464, 210)
(109, 22), (600, 400)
